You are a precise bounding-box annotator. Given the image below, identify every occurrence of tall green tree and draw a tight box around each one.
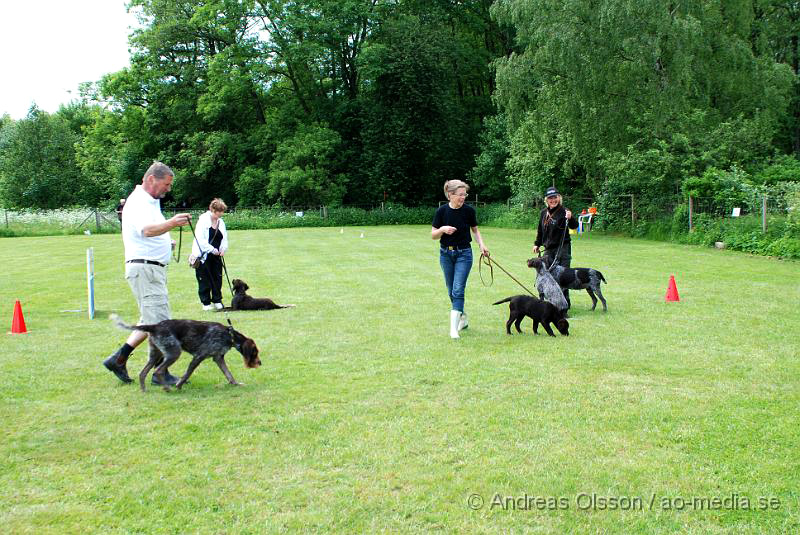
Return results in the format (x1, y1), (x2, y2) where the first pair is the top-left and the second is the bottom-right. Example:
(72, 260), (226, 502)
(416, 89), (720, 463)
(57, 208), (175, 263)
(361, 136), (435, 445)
(754, 0), (800, 155)
(492, 0), (794, 206)
(37, 0), (507, 209)
(0, 106), (88, 208)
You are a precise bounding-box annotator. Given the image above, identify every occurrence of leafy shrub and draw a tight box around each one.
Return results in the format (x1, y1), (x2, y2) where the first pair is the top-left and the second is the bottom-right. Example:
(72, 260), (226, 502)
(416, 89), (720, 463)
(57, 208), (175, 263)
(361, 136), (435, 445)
(266, 124), (346, 206)
(479, 203), (538, 229)
(682, 166), (756, 214)
(596, 145), (679, 230)
(234, 167), (270, 208)
(754, 155), (800, 184)
(670, 211), (799, 258)
(221, 203), (541, 231)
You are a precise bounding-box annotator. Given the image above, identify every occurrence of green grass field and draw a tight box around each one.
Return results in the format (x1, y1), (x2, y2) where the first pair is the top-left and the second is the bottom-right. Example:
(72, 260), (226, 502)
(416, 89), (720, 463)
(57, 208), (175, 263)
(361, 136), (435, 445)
(1, 226), (798, 534)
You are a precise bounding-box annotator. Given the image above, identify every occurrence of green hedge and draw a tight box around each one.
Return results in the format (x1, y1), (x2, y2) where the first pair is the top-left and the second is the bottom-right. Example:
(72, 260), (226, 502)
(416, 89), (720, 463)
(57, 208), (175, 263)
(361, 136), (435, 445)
(222, 203), (540, 230)
(619, 210), (800, 259)
(4, 203), (797, 260)
(678, 214), (800, 259)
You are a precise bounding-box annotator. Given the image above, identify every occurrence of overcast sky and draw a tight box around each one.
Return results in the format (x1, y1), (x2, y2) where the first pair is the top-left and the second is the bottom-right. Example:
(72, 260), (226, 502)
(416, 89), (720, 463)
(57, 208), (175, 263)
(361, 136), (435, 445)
(0, 1), (140, 119)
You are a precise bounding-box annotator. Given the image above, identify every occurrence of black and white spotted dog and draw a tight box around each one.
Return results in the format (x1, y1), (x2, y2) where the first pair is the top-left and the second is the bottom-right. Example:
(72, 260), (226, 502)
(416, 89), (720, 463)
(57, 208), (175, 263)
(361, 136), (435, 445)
(527, 257), (569, 312)
(542, 257), (608, 312)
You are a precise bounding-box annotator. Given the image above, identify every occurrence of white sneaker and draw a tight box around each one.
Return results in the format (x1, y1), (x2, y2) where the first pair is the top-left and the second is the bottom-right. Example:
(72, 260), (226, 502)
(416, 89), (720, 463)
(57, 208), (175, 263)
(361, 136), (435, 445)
(202, 304), (214, 311)
(213, 302), (223, 310)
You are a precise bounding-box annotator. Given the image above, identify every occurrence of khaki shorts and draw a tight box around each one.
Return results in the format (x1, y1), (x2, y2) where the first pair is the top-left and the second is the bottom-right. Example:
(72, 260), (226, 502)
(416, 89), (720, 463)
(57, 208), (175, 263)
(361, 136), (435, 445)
(125, 263), (171, 324)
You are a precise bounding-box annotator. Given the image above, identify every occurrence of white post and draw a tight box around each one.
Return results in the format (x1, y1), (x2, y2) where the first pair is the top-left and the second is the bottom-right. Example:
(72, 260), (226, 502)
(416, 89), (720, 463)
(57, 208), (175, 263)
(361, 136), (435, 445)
(87, 248), (95, 319)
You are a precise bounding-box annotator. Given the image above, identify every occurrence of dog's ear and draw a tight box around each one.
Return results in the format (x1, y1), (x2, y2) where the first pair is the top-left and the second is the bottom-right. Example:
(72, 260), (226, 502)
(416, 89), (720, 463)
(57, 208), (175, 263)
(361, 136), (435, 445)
(557, 318), (569, 335)
(240, 338), (261, 368)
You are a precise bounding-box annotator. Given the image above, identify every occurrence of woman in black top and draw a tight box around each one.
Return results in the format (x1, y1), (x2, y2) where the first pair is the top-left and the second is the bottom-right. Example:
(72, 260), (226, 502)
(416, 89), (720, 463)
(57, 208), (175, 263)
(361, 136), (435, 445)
(533, 186), (578, 304)
(432, 180), (490, 339)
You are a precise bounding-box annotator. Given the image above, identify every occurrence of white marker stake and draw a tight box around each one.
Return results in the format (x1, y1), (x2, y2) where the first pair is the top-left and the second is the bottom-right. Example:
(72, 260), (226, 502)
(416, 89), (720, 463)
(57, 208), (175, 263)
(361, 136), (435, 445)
(87, 248), (95, 319)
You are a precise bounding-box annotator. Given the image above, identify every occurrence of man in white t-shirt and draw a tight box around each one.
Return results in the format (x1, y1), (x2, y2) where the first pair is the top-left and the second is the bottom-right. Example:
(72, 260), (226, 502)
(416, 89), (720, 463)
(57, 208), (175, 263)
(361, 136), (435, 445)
(102, 161), (191, 385)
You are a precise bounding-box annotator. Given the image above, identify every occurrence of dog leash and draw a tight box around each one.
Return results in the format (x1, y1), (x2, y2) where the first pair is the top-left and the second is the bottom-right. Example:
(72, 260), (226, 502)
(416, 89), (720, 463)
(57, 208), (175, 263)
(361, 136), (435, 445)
(542, 209), (570, 272)
(479, 254), (536, 297)
(171, 224), (182, 262)
(220, 256), (234, 298)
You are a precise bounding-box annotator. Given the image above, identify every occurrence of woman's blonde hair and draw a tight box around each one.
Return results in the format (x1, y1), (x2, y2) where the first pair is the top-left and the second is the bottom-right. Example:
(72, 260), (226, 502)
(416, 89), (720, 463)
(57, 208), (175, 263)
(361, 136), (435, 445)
(543, 194), (563, 205)
(443, 180), (469, 199)
(209, 198), (228, 213)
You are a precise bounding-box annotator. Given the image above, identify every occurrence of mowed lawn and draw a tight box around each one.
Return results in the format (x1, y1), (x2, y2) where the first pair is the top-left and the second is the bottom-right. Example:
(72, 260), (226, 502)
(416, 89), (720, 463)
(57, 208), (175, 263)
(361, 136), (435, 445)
(1, 226), (798, 534)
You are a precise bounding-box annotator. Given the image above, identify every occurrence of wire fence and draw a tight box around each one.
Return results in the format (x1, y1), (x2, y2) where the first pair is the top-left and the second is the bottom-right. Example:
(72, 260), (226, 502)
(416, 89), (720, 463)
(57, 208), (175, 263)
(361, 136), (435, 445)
(1, 191), (796, 234)
(687, 195), (795, 232)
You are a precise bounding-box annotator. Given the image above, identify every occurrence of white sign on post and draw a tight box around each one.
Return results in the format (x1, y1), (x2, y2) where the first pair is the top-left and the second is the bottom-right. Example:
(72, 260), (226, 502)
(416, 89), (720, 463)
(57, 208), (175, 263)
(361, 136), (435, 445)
(731, 207), (741, 217)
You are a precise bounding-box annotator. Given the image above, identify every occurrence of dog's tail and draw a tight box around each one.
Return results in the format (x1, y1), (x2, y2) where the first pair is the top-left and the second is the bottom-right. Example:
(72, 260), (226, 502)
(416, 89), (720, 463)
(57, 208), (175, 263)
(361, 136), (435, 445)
(492, 296), (514, 306)
(598, 271), (607, 284)
(110, 313), (156, 333)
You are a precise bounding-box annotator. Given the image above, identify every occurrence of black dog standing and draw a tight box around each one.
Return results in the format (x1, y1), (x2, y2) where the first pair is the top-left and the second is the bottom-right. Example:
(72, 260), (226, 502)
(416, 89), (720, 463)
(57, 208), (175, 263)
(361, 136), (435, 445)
(533, 187), (578, 307)
(493, 295), (569, 336)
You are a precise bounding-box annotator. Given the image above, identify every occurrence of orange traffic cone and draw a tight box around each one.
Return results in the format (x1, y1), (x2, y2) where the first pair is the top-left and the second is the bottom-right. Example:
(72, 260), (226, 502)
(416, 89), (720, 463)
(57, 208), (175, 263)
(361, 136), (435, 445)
(665, 275), (680, 302)
(10, 300), (27, 333)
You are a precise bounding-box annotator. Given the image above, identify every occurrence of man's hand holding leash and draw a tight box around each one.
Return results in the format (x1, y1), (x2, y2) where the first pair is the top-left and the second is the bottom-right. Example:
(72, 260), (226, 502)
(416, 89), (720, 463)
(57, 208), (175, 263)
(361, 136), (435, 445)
(171, 213), (192, 227)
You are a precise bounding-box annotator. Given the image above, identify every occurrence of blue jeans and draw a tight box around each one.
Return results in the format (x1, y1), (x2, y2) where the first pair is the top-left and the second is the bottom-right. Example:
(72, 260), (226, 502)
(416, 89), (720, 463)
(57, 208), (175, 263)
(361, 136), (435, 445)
(439, 247), (473, 313)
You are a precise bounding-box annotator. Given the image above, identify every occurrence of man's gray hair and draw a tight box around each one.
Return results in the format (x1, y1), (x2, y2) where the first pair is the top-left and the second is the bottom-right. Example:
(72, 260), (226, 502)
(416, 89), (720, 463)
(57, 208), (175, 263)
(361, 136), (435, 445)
(143, 161), (174, 181)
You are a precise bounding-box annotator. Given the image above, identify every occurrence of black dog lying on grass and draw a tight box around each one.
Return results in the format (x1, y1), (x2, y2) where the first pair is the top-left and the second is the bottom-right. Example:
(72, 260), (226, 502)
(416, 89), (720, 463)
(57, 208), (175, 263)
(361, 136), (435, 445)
(493, 295), (570, 336)
(541, 258), (608, 312)
(112, 314), (261, 391)
(230, 279), (295, 311)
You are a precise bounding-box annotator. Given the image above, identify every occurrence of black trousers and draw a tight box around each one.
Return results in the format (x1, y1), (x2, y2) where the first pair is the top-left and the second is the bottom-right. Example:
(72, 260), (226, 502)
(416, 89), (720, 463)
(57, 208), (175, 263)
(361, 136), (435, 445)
(195, 255), (223, 305)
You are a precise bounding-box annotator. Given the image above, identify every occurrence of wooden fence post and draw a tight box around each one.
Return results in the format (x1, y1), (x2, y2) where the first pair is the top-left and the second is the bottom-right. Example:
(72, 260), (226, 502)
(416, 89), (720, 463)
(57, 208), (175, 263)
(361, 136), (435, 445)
(762, 195), (767, 233)
(688, 196), (693, 231)
(630, 194), (636, 227)
(95, 209), (101, 232)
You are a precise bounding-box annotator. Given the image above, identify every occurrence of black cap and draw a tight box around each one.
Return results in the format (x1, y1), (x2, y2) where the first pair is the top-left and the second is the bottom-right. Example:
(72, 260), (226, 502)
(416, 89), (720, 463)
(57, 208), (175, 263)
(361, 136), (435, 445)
(545, 186), (559, 198)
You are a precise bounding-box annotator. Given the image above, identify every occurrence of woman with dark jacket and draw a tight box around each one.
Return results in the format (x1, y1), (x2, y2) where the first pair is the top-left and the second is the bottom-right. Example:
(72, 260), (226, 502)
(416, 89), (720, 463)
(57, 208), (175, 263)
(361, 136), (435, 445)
(533, 187), (578, 304)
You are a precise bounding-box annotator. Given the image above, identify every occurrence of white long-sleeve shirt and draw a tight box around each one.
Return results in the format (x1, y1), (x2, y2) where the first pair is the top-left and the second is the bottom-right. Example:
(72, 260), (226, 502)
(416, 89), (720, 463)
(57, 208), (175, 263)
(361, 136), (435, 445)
(191, 210), (228, 262)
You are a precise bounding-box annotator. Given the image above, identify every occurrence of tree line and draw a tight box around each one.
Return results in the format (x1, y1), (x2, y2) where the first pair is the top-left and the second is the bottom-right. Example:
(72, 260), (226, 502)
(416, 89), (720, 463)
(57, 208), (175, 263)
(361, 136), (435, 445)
(2, 0), (800, 224)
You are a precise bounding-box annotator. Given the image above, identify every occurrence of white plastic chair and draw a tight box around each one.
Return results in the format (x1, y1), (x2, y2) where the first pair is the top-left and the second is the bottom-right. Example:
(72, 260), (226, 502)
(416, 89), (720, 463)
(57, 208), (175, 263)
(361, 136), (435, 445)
(578, 213), (593, 233)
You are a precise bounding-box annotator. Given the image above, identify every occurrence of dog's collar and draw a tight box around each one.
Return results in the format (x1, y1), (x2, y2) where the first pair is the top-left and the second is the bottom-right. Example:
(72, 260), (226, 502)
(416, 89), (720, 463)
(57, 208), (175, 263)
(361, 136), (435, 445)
(227, 325), (241, 351)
